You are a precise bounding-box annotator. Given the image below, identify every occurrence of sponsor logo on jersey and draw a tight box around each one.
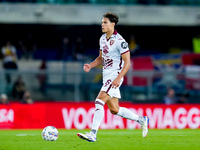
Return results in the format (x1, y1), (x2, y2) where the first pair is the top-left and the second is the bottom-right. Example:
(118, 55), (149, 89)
(103, 45), (109, 54)
(102, 58), (113, 69)
(103, 49), (109, 55)
(110, 40), (115, 46)
(121, 42), (128, 49)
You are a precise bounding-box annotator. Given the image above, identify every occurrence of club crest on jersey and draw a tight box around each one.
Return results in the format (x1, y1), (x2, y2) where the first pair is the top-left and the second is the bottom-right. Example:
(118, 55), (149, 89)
(121, 42), (128, 49)
(110, 40), (115, 46)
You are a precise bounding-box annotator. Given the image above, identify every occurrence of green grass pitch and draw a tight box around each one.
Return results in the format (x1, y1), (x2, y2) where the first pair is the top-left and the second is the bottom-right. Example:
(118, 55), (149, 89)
(0, 129), (200, 150)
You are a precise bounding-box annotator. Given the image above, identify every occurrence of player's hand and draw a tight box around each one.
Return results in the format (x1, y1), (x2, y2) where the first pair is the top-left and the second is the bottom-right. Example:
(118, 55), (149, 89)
(112, 77), (121, 89)
(83, 64), (91, 72)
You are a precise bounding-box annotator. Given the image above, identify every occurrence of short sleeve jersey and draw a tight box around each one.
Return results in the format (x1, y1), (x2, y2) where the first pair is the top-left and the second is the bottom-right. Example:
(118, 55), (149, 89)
(99, 30), (129, 76)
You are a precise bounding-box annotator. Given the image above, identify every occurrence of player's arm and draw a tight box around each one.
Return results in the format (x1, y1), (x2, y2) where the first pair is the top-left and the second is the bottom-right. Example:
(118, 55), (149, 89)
(83, 50), (102, 72)
(89, 50), (103, 68)
(112, 51), (131, 88)
(118, 51), (131, 79)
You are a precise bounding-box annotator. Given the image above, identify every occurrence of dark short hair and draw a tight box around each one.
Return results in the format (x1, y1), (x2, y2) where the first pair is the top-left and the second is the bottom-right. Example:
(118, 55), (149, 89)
(103, 12), (119, 26)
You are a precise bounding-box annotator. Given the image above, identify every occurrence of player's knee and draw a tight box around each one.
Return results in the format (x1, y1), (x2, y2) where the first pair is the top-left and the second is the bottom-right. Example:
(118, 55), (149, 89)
(110, 108), (119, 115)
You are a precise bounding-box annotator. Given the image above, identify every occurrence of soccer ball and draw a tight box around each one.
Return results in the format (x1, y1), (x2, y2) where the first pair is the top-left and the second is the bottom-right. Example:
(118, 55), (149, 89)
(42, 126), (59, 141)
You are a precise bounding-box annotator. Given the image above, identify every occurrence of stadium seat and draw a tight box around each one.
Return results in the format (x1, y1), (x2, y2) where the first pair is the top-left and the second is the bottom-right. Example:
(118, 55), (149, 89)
(182, 54), (200, 65)
(131, 56), (153, 86)
(123, 56), (154, 101)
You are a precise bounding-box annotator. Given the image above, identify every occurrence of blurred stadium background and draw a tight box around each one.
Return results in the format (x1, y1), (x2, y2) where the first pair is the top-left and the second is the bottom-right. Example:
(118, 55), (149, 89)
(1, 0), (200, 103)
(0, 0), (200, 130)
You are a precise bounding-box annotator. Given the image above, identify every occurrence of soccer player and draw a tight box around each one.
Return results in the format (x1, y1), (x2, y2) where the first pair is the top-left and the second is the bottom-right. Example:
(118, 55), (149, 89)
(77, 12), (149, 142)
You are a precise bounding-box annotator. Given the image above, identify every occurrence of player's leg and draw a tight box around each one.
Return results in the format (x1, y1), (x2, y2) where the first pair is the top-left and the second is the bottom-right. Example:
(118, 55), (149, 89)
(141, 116), (149, 137)
(90, 91), (110, 136)
(106, 97), (119, 114)
(107, 97), (141, 121)
(107, 97), (149, 137)
(77, 91), (110, 142)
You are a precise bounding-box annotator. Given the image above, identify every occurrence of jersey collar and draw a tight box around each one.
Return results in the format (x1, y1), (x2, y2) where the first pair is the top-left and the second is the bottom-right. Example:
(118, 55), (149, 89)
(106, 29), (117, 41)
(110, 29), (117, 38)
(113, 29), (117, 35)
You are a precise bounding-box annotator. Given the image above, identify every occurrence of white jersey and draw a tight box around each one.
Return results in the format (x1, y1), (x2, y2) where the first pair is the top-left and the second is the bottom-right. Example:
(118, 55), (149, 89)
(99, 30), (129, 76)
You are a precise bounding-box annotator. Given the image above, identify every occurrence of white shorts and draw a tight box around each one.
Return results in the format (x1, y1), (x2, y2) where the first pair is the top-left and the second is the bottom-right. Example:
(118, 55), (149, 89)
(100, 72), (123, 99)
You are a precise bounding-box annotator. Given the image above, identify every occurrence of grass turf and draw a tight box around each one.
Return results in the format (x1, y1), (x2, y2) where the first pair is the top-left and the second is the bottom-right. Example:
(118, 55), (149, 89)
(0, 129), (199, 150)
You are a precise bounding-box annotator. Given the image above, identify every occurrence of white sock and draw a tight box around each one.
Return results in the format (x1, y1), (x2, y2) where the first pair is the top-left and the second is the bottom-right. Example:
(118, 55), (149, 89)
(91, 99), (105, 137)
(116, 107), (139, 121)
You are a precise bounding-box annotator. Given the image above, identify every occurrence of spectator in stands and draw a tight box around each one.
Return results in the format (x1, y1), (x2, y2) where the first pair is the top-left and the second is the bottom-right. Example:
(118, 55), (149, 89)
(17, 32), (37, 60)
(164, 88), (177, 105)
(59, 37), (74, 61)
(74, 36), (86, 61)
(24, 32), (37, 60)
(177, 91), (189, 104)
(20, 91), (33, 104)
(129, 34), (140, 57)
(1, 41), (18, 84)
(37, 60), (47, 94)
(193, 35), (200, 54)
(0, 93), (9, 105)
(12, 76), (26, 101)
(17, 40), (27, 59)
